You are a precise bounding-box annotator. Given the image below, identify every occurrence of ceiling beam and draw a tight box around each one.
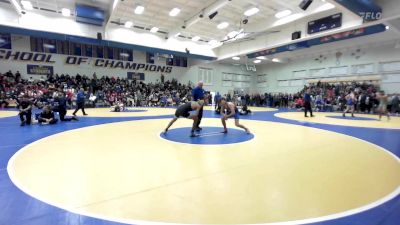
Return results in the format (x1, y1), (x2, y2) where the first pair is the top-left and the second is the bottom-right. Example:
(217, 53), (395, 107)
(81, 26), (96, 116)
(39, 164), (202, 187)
(9, 0), (23, 15)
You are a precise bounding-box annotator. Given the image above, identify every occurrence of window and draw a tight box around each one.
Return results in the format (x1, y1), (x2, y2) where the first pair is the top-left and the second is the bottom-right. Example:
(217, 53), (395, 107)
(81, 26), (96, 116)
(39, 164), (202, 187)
(82, 44), (93, 57)
(70, 42), (82, 56)
(105, 46), (114, 59)
(43, 39), (57, 53)
(146, 52), (154, 64)
(30, 37), (43, 52)
(94, 46), (104, 58)
(198, 68), (213, 85)
(56, 40), (69, 55)
(0, 33), (12, 49)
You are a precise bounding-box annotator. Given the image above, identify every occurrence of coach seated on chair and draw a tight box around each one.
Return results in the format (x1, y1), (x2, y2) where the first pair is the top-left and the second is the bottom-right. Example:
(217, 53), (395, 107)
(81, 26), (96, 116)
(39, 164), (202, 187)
(38, 105), (58, 125)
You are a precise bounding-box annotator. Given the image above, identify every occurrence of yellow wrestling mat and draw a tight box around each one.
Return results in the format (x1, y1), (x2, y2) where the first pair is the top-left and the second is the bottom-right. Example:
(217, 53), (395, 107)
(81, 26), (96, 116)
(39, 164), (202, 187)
(0, 110), (18, 118)
(67, 107), (176, 117)
(204, 106), (278, 112)
(275, 112), (400, 129)
(8, 118), (400, 224)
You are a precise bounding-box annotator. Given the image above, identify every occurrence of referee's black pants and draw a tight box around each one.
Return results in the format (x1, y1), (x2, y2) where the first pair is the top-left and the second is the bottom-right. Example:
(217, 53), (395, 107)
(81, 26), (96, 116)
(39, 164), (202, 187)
(304, 102), (313, 117)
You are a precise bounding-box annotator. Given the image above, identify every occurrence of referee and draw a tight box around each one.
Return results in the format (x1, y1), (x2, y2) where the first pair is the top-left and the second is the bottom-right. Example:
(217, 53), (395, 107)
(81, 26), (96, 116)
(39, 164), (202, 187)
(192, 81), (205, 131)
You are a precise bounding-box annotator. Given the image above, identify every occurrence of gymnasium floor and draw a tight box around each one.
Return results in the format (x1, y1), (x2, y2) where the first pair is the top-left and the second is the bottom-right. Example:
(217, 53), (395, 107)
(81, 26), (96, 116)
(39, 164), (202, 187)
(1, 107), (400, 225)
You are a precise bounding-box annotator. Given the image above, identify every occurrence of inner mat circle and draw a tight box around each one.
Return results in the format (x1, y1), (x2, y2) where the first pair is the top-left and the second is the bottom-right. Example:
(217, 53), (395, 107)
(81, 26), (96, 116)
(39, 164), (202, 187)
(8, 119), (400, 224)
(161, 126), (254, 145)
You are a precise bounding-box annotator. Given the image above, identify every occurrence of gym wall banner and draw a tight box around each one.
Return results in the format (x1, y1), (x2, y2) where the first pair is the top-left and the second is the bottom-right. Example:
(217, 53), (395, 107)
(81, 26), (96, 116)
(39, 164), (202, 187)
(27, 64), (54, 76)
(0, 50), (173, 73)
(127, 72), (145, 81)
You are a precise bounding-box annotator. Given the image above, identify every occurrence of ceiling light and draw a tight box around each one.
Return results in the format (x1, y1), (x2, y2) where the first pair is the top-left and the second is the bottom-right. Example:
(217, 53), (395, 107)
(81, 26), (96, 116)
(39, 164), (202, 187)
(227, 30), (239, 38)
(174, 32), (181, 37)
(150, 27), (159, 33)
(272, 58), (281, 62)
(244, 7), (259, 17)
(120, 53), (129, 57)
(135, 5), (145, 14)
(385, 25), (390, 30)
(217, 22), (229, 29)
(169, 8), (180, 17)
(256, 56), (267, 60)
(21, 0), (33, 10)
(124, 21), (133, 28)
(254, 59), (262, 64)
(61, 8), (70, 17)
(209, 40), (223, 48)
(275, 10), (292, 19)
(209, 40), (218, 45)
(192, 36), (200, 41)
(232, 56), (240, 60)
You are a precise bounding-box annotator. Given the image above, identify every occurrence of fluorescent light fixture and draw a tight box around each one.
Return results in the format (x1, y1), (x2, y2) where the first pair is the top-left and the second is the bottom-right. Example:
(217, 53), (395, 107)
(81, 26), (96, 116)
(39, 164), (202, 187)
(236, 32), (248, 39)
(256, 56), (267, 60)
(192, 36), (200, 41)
(10, 0), (22, 13)
(135, 5), (145, 14)
(244, 7), (259, 17)
(272, 58), (280, 62)
(227, 30), (239, 38)
(174, 32), (181, 37)
(120, 53), (129, 57)
(254, 59), (262, 64)
(169, 8), (180, 17)
(217, 22), (229, 29)
(150, 27), (159, 33)
(232, 56), (240, 60)
(21, 0), (33, 10)
(209, 40), (223, 48)
(124, 21), (133, 28)
(209, 40), (218, 45)
(275, 9), (292, 19)
(314, 3), (335, 12)
(61, 8), (70, 17)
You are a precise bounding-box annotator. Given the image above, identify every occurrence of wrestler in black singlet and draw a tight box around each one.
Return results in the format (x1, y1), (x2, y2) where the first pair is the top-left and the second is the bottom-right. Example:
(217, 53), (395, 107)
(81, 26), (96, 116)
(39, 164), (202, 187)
(175, 102), (192, 118)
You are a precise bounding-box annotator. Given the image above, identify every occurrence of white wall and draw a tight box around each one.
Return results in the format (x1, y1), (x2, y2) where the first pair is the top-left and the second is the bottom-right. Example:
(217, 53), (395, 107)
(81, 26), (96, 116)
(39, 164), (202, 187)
(257, 41), (400, 94)
(106, 26), (216, 58)
(0, 4), (102, 39)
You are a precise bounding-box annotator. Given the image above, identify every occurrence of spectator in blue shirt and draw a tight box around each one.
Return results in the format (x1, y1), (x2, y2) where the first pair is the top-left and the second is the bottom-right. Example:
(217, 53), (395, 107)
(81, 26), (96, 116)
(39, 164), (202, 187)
(192, 81), (205, 131)
(72, 88), (88, 116)
(304, 88), (314, 117)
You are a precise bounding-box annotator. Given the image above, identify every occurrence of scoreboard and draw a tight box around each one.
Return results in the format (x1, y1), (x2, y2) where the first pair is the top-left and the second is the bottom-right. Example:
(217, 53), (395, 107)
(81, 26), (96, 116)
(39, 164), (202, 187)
(308, 13), (342, 34)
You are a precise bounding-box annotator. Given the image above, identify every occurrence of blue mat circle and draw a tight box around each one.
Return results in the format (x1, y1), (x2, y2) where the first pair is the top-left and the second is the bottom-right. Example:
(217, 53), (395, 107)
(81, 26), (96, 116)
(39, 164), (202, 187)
(160, 126), (254, 145)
